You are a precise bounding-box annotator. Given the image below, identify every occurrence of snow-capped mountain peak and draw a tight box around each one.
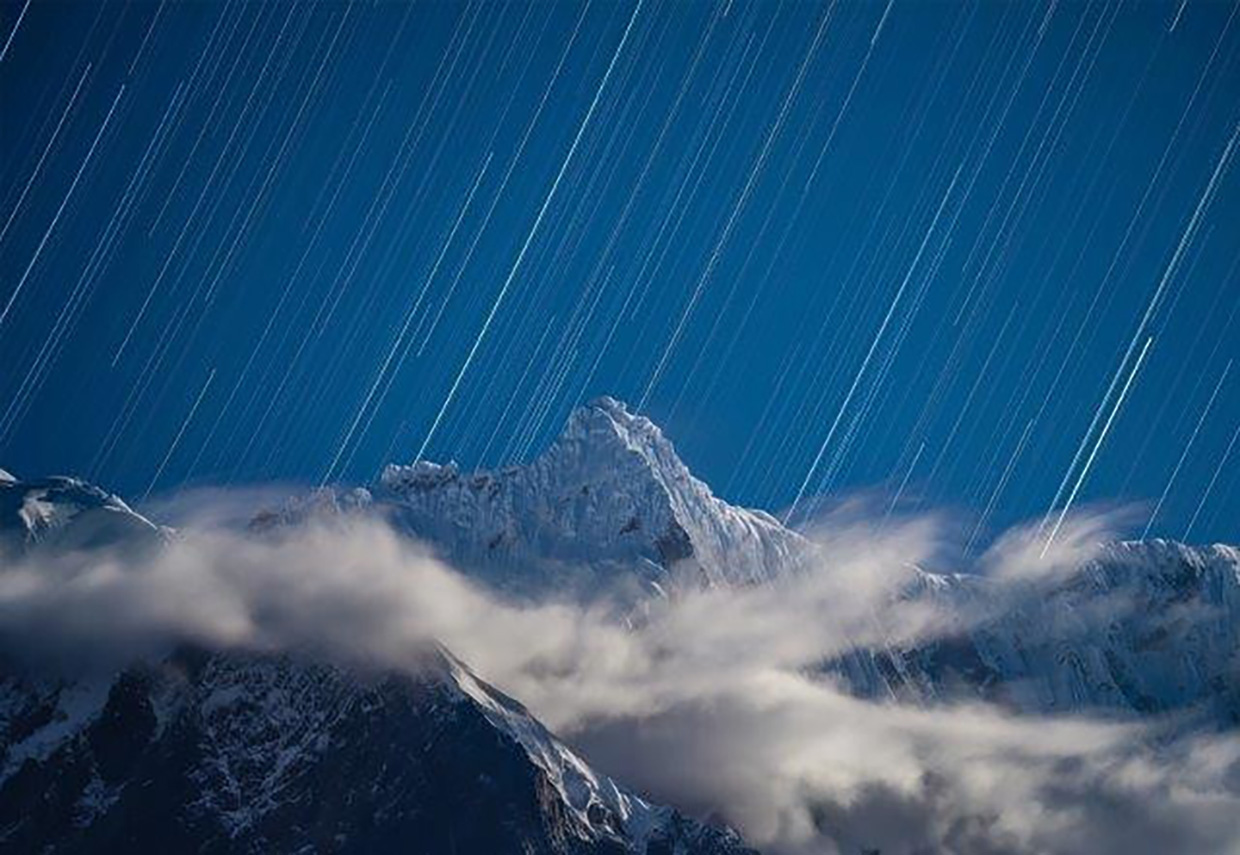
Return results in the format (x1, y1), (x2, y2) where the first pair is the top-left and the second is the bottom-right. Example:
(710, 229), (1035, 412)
(377, 397), (808, 592)
(553, 396), (687, 480)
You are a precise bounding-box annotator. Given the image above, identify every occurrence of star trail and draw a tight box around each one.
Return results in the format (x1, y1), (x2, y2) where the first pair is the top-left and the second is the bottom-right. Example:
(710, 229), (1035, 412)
(1, 0), (1238, 545)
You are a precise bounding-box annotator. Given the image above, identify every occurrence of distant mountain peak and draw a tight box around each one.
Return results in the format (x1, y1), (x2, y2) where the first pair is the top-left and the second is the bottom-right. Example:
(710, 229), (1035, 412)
(380, 397), (687, 493)
(579, 394), (638, 422)
(0, 472), (166, 553)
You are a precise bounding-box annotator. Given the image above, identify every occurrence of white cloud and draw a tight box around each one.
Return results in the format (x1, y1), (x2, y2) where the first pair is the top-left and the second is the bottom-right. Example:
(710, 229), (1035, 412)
(0, 495), (1235, 855)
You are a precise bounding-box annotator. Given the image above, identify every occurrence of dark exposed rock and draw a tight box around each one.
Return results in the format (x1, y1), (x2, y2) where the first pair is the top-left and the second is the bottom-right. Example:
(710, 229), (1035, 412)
(0, 650), (756, 855)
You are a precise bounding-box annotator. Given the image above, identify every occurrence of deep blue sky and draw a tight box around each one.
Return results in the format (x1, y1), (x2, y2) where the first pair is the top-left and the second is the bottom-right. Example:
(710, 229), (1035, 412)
(1, 0), (1237, 546)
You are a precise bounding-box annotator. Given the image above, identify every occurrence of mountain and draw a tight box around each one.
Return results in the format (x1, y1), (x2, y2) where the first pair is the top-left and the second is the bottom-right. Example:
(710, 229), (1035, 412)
(3, 397), (1239, 851)
(0, 646), (753, 854)
(827, 541), (1240, 725)
(0, 471), (754, 855)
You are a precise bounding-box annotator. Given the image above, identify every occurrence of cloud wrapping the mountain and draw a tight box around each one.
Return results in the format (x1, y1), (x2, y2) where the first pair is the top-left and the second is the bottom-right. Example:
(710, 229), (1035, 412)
(0, 500), (1236, 855)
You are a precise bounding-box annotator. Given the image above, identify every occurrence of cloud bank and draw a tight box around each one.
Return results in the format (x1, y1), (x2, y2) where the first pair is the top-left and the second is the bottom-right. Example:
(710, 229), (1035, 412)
(0, 497), (1236, 855)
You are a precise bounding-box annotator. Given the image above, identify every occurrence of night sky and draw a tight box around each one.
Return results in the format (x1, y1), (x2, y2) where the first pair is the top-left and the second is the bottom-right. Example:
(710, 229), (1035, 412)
(1, 0), (1238, 547)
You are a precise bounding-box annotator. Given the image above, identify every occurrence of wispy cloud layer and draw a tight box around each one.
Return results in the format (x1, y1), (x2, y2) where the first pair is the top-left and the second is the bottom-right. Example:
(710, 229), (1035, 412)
(0, 496), (1235, 854)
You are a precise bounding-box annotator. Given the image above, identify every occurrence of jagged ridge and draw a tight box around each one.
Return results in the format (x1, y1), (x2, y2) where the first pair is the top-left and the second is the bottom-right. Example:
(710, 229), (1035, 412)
(377, 397), (808, 592)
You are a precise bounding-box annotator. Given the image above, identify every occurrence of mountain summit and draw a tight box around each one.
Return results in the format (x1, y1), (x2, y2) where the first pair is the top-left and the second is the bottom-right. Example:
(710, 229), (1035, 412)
(377, 397), (808, 592)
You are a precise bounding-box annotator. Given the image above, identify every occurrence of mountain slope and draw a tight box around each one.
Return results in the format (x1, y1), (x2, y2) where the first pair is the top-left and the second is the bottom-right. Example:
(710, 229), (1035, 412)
(0, 647), (753, 855)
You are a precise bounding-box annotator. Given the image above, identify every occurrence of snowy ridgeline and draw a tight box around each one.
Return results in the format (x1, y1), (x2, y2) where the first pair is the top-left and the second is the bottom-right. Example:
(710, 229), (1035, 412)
(373, 396), (809, 590)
